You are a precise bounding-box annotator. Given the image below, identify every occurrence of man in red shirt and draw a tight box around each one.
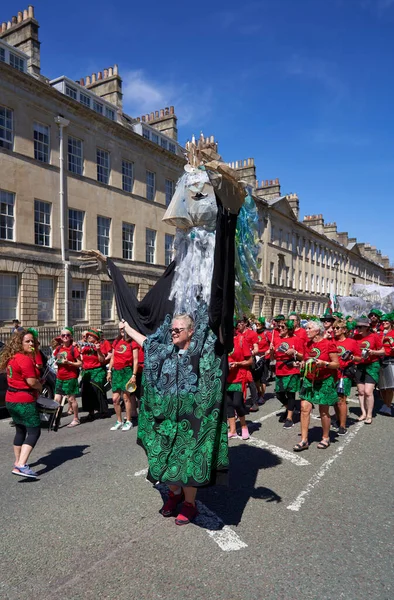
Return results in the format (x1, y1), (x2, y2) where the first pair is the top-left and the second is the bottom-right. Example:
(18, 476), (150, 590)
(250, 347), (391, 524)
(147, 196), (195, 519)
(288, 312), (308, 348)
(368, 309), (383, 335)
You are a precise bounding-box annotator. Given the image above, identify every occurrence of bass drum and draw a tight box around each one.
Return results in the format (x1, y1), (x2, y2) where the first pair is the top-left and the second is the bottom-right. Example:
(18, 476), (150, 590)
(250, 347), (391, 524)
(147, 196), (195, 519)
(378, 358), (394, 390)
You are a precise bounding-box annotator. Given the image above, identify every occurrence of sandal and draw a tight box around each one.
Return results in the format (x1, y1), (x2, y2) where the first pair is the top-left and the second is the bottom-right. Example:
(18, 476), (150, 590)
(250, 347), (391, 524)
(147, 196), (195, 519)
(293, 440), (309, 452)
(364, 418), (372, 425)
(67, 419), (80, 428)
(358, 415), (366, 422)
(317, 438), (330, 449)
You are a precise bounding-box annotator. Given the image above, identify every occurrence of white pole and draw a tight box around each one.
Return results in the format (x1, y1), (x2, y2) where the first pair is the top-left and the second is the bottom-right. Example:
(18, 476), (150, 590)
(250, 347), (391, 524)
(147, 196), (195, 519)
(55, 116), (70, 326)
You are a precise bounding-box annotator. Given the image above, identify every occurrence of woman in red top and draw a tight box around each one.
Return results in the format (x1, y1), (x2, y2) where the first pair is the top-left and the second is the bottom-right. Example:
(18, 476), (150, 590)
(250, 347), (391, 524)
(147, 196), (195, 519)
(354, 317), (385, 423)
(378, 313), (394, 416)
(107, 323), (139, 431)
(0, 330), (43, 478)
(253, 318), (271, 401)
(227, 334), (253, 440)
(294, 320), (339, 452)
(53, 327), (82, 427)
(80, 329), (108, 421)
(332, 319), (361, 435)
(271, 320), (304, 429)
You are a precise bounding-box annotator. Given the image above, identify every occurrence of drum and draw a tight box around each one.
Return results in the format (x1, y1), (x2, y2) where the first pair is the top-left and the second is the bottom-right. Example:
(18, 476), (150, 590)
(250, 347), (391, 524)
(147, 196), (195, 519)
(36, 396), (60, 429)
(378, 358), (394, 390)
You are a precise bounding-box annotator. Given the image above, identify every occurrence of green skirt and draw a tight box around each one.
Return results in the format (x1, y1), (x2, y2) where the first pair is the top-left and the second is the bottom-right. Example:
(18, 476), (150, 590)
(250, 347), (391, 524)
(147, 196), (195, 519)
(275, 374), (300, 394)
(338, 377), (352, 397)
(112, 366), (133, 392)
(300, 376), (338, 406)
(55, 378), (79, 396)
(366, 362), (380, 384)
(6, 401), (41, 427)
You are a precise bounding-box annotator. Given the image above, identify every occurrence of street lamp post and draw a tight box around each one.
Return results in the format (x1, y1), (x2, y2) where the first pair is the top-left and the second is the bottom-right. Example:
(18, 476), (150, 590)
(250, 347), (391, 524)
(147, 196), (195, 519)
(55, 116), (70, 326)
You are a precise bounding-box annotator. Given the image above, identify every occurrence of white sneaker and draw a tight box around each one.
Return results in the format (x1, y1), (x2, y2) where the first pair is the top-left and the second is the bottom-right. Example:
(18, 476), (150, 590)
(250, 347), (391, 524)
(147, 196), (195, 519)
(379, 405), (392, 416)
(122, 421), (133, 431)
(110, 421), (123, 430)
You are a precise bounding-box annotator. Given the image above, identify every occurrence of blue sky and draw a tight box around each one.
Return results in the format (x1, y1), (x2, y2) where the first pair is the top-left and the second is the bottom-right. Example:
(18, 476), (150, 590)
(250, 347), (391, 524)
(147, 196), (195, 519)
(3, 0), (393, 260)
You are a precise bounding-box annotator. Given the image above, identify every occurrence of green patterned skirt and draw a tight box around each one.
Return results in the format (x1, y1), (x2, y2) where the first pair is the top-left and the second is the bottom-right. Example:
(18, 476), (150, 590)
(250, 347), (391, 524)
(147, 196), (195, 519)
(275, 374), (300, 394)
(112, 366), (133, 392)
(337, 377), (352, 397)
(300, 376), (338, 406)
(55, 378), (79, 396)
(6, 401), (41, 427)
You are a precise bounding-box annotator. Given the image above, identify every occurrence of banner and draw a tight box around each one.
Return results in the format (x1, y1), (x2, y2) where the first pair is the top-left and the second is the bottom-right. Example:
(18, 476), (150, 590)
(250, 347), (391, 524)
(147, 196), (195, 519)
(337, 284), (394, 317)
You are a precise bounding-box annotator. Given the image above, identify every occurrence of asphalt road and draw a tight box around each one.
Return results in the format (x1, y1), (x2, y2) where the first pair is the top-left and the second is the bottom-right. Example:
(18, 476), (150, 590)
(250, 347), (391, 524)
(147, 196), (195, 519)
(0, 383), (393, 600)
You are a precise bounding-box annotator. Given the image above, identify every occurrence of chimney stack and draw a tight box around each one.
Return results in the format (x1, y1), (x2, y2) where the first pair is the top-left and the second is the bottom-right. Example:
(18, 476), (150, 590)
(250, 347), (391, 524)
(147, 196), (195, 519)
(138, 105), (178, 140)
(286, 193), (299, 220)
(0, 5), (41, 75)
(84, 64), (123, 108)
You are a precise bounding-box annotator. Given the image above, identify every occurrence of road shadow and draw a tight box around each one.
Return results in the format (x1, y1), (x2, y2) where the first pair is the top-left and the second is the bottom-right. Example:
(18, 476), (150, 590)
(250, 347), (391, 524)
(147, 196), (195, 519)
(155, 443), (282, 530)
(29, 444), (90, 475)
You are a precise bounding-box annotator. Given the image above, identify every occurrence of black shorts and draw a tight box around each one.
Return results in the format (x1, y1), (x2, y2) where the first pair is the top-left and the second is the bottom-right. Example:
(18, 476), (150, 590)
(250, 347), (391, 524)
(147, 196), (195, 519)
(252, 359), (269, 384)
(354, 366), (376, 385)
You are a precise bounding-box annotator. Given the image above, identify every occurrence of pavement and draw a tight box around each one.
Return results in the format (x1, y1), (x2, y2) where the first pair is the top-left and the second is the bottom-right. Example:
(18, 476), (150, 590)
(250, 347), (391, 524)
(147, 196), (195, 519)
(0, 381), (393, 600)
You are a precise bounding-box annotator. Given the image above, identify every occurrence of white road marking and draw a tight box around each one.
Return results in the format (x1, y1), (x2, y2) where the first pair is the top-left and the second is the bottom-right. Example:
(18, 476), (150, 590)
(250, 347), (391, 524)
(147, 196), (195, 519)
(252, 409), (282, 424)
(247, 437), (310, 466)
(134, 468), (148, 477)
(286, 421), (364, 512)
(206, 526), (248, 551)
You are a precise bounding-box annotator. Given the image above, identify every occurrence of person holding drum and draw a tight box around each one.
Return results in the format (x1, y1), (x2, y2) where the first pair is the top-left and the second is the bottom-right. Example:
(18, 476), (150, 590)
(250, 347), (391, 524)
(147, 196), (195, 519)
(53, 327), (82, 427)
(107, 322), (139, 431)
(0, 330), (43, 478)
(378, 313), (394, 417)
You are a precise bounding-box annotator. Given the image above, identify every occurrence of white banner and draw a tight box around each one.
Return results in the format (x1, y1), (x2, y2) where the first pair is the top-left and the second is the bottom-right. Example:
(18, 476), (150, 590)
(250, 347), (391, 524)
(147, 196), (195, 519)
(337, 284), (394, 317)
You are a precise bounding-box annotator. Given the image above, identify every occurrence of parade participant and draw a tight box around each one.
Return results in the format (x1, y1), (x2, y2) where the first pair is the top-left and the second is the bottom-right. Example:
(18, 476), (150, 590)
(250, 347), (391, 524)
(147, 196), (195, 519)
(254, 317), (271, 402)
(354, 317), (384, 423)
(288, 312), (308, 348)
(107, 322), (138, 431)
(236, 317), (259, 412)
(99, 330), (112, 365)
(0, 330), (43, 478)
(294, 320), (339, 452)
(11, 318), (24, 334)
(368, 309), (383, 335)
(131, 338), (144, 403)
(332, 319), (361, 435)
(227, 331), (253, 440)
(53, 327), (82, 428)
(271, 320), (304, 428)
(378, 313), (394, 416)
(80, 329), (109, 421)
(320, 310), (335, 340)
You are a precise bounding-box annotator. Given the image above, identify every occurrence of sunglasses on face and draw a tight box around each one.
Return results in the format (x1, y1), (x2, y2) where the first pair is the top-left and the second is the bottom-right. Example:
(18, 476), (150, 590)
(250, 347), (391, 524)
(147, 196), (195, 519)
(61, 334), (71, 338)
(332, 326), (343, 330)
(170, 328), (186, 335)
(278, 326), (287, 329)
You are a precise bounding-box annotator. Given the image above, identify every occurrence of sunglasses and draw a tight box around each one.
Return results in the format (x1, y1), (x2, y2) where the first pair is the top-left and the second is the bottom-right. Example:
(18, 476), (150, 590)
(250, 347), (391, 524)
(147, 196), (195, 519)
(332, 326), (343, 330)
(278, 325), (287, 329)
(170, 328), (186, 335)
(61, 333), (71, 338)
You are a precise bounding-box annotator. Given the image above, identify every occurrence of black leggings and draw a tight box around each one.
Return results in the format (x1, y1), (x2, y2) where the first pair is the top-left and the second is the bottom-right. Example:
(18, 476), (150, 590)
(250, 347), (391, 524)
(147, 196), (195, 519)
(14, 424), (41, 448)
(277, 391), (296, 412)
(226, 391), (247, 418)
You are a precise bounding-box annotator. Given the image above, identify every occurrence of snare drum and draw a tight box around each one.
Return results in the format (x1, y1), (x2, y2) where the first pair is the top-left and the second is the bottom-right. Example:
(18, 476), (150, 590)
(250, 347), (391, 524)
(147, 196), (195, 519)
(378, 358), (394, 390)
(36, 396), (60, 429)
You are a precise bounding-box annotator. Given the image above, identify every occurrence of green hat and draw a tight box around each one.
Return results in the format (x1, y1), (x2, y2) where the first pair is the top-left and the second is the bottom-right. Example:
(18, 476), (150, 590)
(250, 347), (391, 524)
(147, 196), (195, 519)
(273, 314), (285, 321)
(285, 319), (295, 330)
(368, 309), (383, 318)
(64, 326), (74, 337)
(346, 320), (357, 331)
(258, 317), (265, 324)
(27, 327), (38, 340)
(382, 313), (394, 322)
(288, 311), (298, 317)
(86, 328), (100, 339)
(332, 311), (343, 318)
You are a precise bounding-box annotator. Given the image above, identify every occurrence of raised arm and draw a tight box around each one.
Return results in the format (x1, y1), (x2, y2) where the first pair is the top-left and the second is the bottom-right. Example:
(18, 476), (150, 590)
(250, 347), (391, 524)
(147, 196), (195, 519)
(120, 321), (147, 348)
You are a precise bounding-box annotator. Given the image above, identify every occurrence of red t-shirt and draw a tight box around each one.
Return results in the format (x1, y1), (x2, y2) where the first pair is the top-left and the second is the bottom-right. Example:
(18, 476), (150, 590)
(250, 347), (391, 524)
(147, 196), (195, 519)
(334, 338), (361, 371)
(354, 332), (383, 364)
(81, 345), (102, 370)
(237, 329), (258, 353)
(256, 331), (271, 355)
(273, 335), (304, 376)
(54, 344), (80, 380)
(112, 338), (134, 370)
(305, 339), (338, 381)
(294, 327), (308, 346)
(382, 330), (394, 358)
(100, 339), (112, 356)
(131, 341), (144, 372)
(6, 352), (40, 403)
(227, 336), (251, 385)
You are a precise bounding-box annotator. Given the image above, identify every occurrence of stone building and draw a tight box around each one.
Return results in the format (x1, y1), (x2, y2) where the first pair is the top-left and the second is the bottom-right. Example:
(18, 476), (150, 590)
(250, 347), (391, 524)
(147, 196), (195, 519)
(0, 5), (185, 329)
(227, 159), (392, 317)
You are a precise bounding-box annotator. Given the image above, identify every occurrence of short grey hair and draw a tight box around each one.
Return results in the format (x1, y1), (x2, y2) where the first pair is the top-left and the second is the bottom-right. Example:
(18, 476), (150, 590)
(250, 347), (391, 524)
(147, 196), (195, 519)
(172, 314), (194, 330)
(306, 320), (325, 335)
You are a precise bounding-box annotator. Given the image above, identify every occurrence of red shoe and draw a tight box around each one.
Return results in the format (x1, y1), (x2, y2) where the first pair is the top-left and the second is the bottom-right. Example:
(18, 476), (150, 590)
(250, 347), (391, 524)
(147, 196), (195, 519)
(160, 490), (185, 517)
(175, 501), (198, 526)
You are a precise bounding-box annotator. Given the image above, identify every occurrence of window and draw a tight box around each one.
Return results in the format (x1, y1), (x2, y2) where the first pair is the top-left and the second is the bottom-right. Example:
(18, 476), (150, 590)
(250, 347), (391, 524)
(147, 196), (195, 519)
(165, 179), (174, 206)
(101, 282), (113, 321)
(160, 138), (168, 150)
(68, 209), (84, 251)
(146, 170), (156, 201)
(286, 232), (290, 249)
(38, 277), (55, 321)
(165, 233), (174, 266)
(270, 226), (275, 244)
(0, 105), (13, 150)
(278, 229), (283, 247)
(142, 128), (150, 139)
(122, 222), (134, 260)
(93, 100), (103, 114)
(34, 200), (51, 247)
(0, 274), (18, 320)
(97, 216), (111, 256)
(122, 160), (134, 193)
(292, 270), (295, 289)
(128, 283), (138, 297)
(68, 136), (83, 175)
(146, 229), (156, 264)
(0, 190), (15, 240)
(79, 93), (91, 108)
(316, 275), (320, 293)
(311, 242), (315, 261)
(169, 142), (176, 154)
(270, 262), (275, 284)
(97, 148), (110, 184)
(9, 52), (24, 72)
(305, 273), (309, 291)
(311, 273), (315, 292)
(34, 122), (50, 163)
(105, 107), (115, 121)
(0, 47), (5, 62)
(299, 271), (302, 290)
(65, 84), (77, 100)
(152, 132), (159, 144)
(311, 302), (315, 315)
(286, 267), (290, 287)
(71, 280), (86, 320)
